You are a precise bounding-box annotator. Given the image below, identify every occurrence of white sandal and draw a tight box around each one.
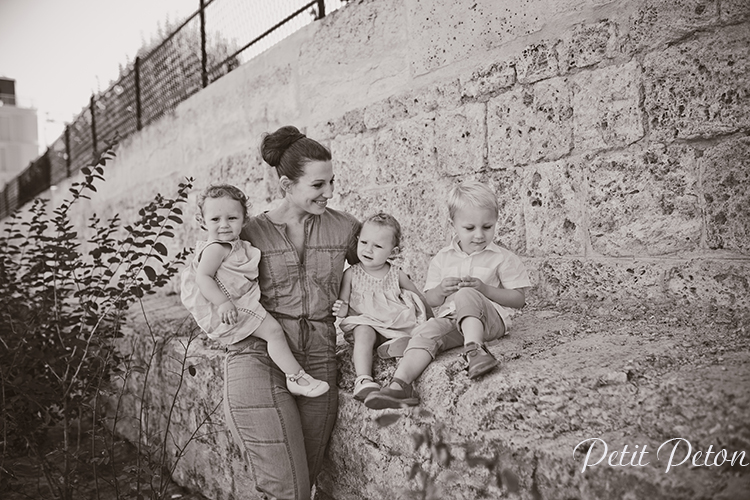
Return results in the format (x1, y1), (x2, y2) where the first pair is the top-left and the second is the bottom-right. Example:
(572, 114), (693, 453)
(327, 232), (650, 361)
(353, 375), (380, 401)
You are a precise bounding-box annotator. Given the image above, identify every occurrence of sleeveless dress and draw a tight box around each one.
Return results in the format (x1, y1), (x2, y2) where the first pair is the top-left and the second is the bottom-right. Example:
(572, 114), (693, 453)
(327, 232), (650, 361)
(180, 238), (266, 345)
(339, 263), (427, 339)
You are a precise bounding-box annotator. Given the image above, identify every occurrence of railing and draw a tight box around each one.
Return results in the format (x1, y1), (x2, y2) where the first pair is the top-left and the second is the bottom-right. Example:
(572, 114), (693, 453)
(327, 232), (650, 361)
(0, 0), (344, 220)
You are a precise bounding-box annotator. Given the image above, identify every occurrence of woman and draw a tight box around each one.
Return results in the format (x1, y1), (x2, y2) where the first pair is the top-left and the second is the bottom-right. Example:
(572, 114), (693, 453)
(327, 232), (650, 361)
(225, 125), (360, 499)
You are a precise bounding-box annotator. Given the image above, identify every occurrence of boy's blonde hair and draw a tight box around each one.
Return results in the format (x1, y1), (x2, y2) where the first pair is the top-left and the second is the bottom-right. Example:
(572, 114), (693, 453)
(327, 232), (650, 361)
(447, 180), (499, 221)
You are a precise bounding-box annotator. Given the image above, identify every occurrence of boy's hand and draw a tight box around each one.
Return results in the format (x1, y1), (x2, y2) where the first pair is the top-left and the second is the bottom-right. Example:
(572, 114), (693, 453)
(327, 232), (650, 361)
(439, 277), (462, 297)
(458, 276), (486, 294)
(218, 301), (238, 325)
(332, 299), (349, 317)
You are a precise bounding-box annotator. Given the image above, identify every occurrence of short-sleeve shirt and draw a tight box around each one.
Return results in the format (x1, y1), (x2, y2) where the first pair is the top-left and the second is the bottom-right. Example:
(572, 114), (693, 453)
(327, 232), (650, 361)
(242, 208), (360, 324)
(424, 237), (532, 326)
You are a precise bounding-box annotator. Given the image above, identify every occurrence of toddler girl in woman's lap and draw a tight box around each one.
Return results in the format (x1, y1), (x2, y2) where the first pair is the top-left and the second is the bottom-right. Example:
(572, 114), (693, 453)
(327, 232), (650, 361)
(181, 184), (328, 397)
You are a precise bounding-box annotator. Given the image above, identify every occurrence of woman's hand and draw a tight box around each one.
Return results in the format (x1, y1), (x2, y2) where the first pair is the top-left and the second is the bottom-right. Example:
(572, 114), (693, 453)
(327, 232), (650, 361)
(219, 301), (238, 325)
(332, 299), (349, 318)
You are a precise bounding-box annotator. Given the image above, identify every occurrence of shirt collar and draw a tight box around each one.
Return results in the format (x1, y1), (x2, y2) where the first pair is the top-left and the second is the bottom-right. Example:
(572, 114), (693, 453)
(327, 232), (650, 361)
(449, 235), (502, 256)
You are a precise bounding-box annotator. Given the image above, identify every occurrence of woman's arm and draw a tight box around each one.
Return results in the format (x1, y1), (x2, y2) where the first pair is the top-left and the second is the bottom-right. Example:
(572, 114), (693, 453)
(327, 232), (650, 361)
(332, 266), (353, 317)
(398, 270), (434, 319)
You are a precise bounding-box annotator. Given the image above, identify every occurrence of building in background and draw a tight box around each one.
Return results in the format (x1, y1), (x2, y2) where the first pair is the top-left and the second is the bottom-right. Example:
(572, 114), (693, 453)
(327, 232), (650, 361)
(0, 78), (38, 188)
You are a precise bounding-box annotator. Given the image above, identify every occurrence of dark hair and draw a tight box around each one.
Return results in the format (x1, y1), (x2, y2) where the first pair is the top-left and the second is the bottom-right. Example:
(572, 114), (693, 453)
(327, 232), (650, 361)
(260, 125), (332, 182)
(362, 212), (402, 249)
(196, 184), (249, 228)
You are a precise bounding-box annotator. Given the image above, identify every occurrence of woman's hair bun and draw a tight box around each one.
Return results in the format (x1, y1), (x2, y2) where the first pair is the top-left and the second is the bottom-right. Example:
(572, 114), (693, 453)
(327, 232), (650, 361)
(261, 125), (306, 167)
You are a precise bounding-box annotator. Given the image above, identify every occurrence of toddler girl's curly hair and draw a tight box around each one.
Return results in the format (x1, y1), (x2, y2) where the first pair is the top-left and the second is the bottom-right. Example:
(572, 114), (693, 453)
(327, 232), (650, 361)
(196, 184), (250, 229)
(362, 212), (402, 250)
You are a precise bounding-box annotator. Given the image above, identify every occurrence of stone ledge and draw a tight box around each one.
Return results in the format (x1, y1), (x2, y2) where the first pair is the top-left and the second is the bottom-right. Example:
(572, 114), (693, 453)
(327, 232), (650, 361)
(115, 293), (750, 499)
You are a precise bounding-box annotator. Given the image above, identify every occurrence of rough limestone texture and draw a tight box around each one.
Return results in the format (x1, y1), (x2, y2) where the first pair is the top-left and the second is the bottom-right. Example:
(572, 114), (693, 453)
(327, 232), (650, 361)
(13, 0), (750, 498)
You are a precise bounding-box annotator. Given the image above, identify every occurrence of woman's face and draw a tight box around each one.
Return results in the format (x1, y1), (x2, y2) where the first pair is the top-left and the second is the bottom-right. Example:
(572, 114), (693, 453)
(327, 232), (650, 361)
(284, 160), (335, 215)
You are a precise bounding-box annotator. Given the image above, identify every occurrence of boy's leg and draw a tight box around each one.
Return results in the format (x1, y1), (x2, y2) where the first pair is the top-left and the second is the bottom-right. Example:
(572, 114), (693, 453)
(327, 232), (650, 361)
(453, 288), (506, 378)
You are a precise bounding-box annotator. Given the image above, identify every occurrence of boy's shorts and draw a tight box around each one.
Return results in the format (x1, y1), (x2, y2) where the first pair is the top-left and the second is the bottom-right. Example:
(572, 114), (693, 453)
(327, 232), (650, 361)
(404, 288), (507, 359)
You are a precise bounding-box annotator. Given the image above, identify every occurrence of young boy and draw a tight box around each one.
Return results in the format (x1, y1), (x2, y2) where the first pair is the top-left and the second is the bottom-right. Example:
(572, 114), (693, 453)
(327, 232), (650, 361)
(364, 181), (531, 409)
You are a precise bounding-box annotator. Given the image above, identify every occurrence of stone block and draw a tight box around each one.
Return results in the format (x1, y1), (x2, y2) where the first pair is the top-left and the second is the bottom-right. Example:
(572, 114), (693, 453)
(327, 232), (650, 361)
(522, 158), (587, 257)
(643, 25), (750, 141)
(587, 144), (702, 257)
(434, 103), (487, 175)
(666, 258), (750, 309)
(556, 20), (619, 73)
(701, 136), (750, 253)
(624, 0), (720, 53)
(460, 61), (517, 99)
(720, 0), (750, 22)
(406, 0), (588, 76)
(298, 0), (410, 120)
(516, 41), (561, 84)
(572, 60), (645, 152)
(363, 80), (461, 130)
(532, 257), (667, 303)
(373, 116), (438, 185)
(485, 169), (527, 256)
(488, 77), (573, 167)
(329, 133), (378, 198)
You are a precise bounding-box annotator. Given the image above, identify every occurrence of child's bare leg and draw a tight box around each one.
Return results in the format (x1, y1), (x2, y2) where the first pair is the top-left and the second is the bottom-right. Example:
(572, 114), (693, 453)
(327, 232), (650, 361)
(252, 315), (303, 375)
(389, 348), (432, 388)
(352, 325), (377, 378)
(253, 315), (329, 397)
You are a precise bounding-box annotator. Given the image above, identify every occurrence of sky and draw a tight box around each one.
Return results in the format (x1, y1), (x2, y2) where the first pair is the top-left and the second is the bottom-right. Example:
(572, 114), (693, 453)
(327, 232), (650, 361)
(0, 0), (197, 152)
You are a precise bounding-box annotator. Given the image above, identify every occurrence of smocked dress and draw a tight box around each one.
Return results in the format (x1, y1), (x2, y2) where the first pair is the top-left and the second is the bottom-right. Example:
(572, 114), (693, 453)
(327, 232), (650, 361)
(339, 262), (427, 339)
(180, 238), (266, 345)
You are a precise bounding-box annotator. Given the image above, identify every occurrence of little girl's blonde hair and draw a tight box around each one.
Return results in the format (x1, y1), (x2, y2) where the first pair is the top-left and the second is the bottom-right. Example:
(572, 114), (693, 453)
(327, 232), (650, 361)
(195, 184), (249, 229)
(361, 212), (402, 249)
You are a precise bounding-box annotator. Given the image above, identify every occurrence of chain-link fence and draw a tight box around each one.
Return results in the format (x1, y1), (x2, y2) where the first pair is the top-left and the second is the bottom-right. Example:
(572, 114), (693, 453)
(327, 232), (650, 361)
(1, 0), (347, 220)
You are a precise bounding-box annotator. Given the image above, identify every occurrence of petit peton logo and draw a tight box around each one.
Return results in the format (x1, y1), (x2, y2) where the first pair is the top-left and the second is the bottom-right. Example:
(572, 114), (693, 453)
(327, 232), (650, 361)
(573, 438), (749, 474)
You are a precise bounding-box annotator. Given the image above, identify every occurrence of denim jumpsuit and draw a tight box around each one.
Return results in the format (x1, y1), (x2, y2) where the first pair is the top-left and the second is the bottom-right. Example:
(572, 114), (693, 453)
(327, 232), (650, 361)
(227, 208), (359, 500)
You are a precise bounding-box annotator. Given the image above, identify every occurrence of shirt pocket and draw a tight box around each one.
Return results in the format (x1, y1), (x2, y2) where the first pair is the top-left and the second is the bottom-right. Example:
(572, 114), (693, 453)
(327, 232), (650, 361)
(470, 266), (496, 286)
(307, 245), (347, 296)
(256, 247), (294, 308)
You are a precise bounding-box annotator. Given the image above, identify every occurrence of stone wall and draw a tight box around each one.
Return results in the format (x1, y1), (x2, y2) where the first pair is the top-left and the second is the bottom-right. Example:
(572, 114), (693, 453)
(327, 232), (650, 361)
(27, 0), (750, 498)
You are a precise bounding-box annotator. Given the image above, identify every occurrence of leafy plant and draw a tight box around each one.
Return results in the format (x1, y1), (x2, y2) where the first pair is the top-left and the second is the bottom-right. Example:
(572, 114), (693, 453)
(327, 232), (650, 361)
(0, 142), (197, 499)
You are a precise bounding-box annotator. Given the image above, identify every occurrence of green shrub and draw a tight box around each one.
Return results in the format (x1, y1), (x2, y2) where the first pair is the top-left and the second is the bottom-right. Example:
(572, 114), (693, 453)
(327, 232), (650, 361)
(0, 143), (194, 499)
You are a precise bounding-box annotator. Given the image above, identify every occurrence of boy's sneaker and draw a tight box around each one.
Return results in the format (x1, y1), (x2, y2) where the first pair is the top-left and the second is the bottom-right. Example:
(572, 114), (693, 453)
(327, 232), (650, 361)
(286, 370), (330, 398)
(376, 336), (410, 359)
(363, 377), (419, 409)
(353, 375), (380, 401)
(462, 342), (499, 379)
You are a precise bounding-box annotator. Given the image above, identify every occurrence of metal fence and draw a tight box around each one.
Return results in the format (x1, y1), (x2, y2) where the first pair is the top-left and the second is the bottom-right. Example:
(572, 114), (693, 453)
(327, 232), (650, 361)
(0, 0), (346, 220)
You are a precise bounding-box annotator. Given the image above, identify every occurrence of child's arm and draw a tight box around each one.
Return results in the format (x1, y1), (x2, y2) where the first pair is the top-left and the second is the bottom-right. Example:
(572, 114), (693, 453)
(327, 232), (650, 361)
(398, 270), (435, 319)
(195, 242), (237, 324)
(424, 277), (462, 308)
(458, 276), (527, 309)
(332, 267), (353, 317)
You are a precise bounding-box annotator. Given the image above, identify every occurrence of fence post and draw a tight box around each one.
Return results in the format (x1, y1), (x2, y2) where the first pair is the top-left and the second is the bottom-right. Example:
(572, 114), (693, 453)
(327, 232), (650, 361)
(200, 0), (208, 87)
(64, 125), (71, 178)
(317, 0), (326, 18)
(90, 95), (98, 161)
(135, 56), (142, 130)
